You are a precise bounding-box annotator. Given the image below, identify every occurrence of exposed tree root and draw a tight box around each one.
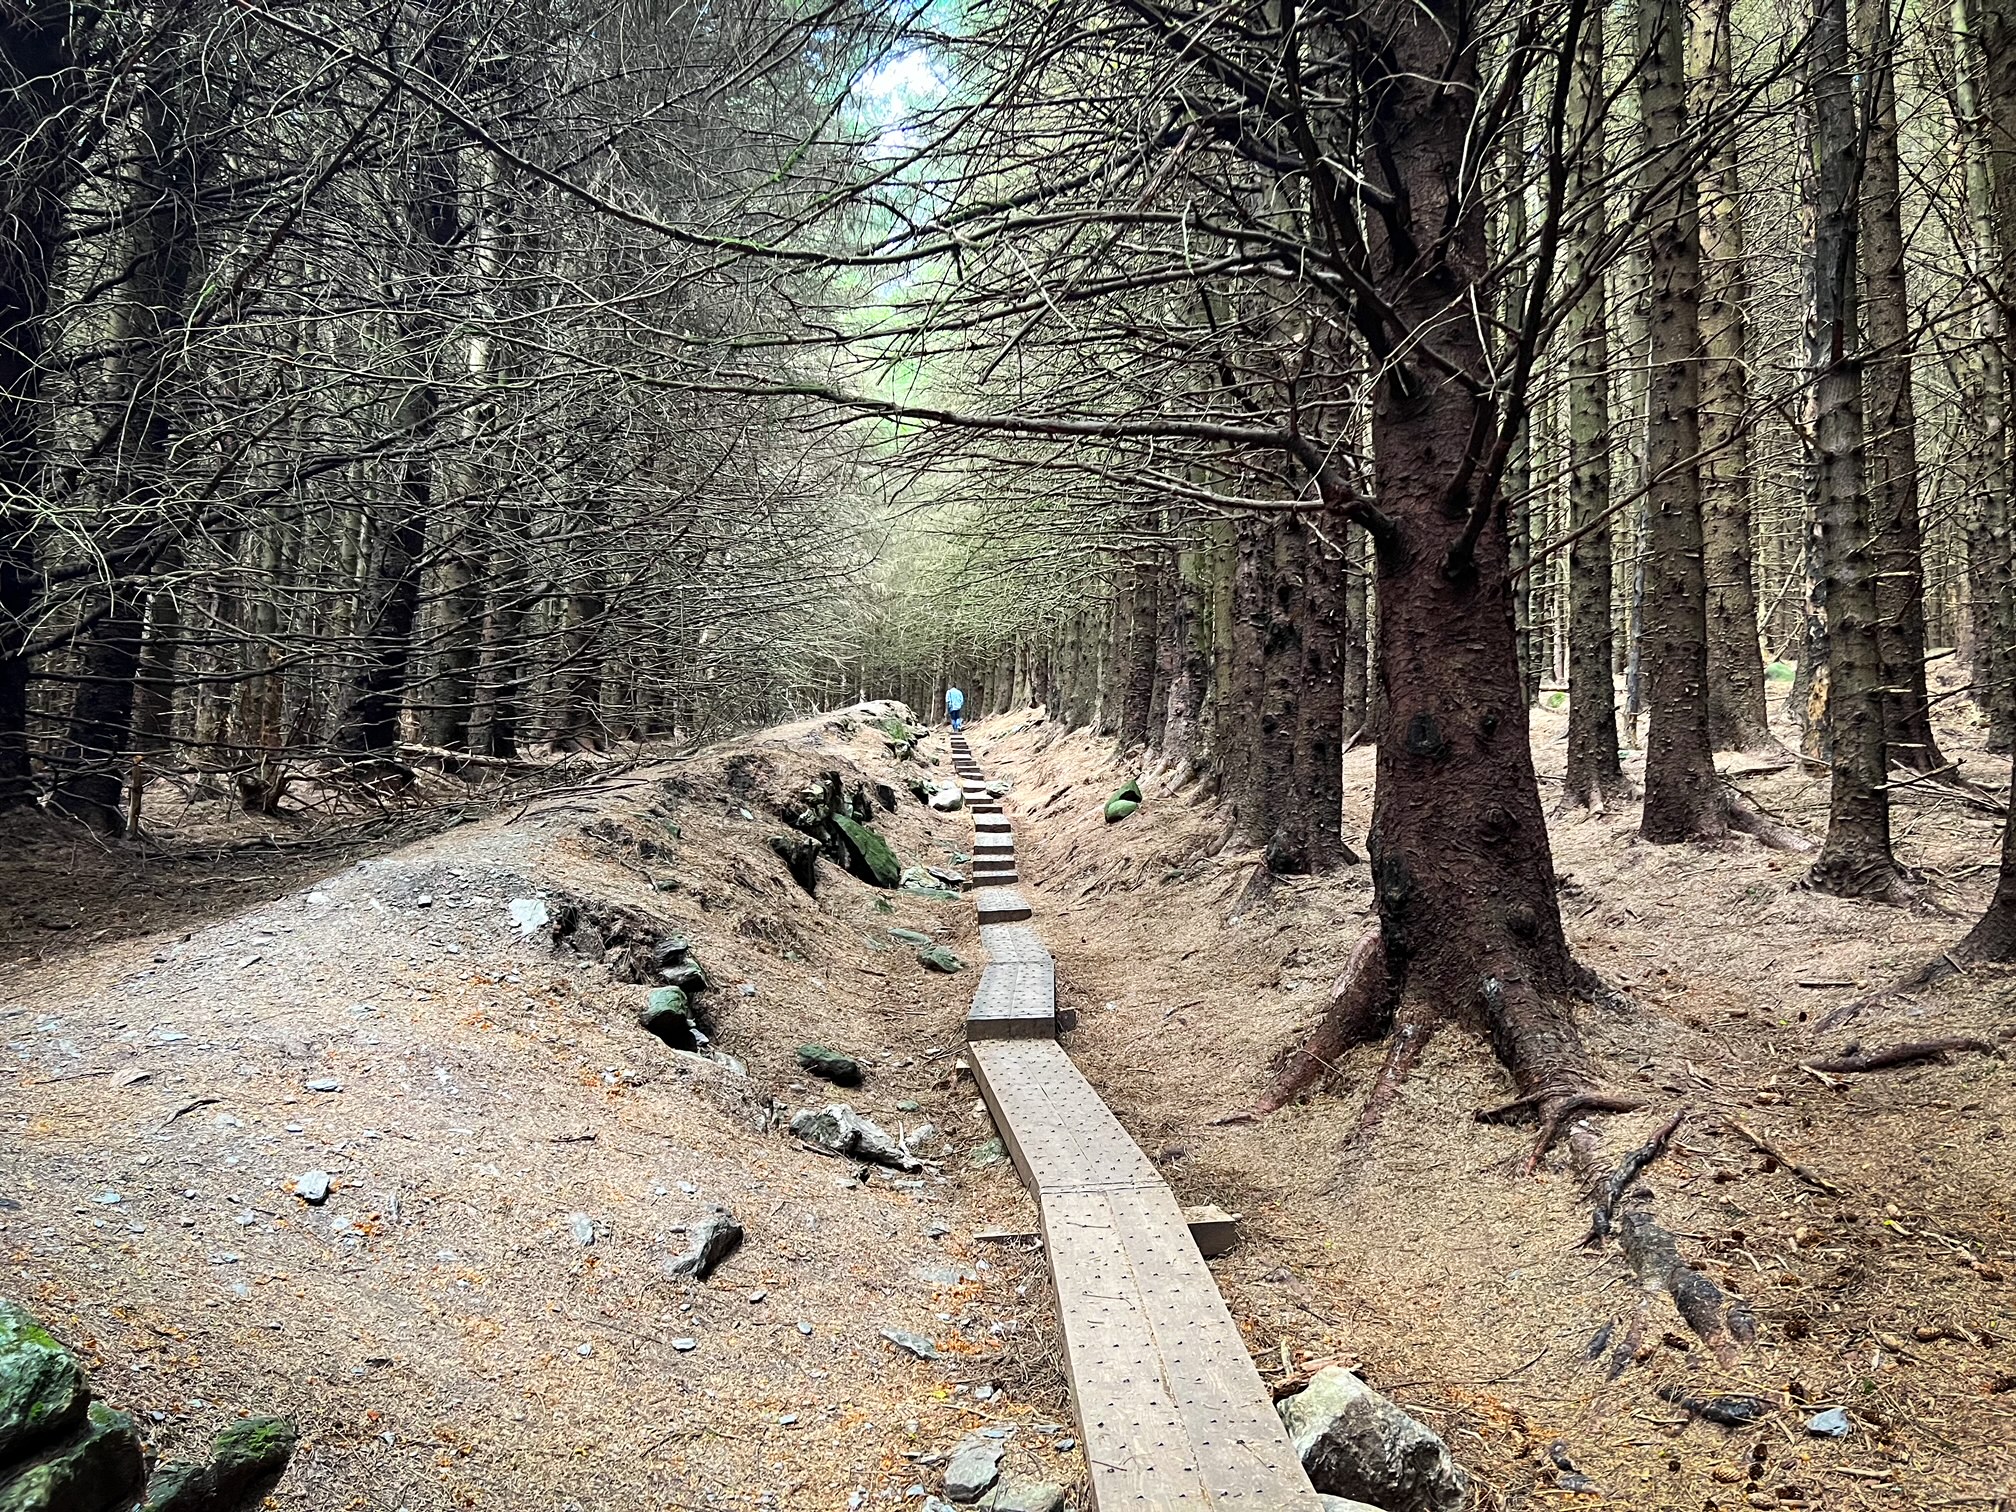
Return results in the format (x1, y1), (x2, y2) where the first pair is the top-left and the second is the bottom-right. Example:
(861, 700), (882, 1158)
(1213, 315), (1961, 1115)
(1582, 1109), (1685, 1247)
(1571, 1118), (1752, 1371)
(1255, 924), (1395, 1113)
(1718, 785), (1814, 852)
(1353, 1019), (1433, 1139)
(1556, 771), (1639, 819)
(1476, 1086), (1646, 1174)
(1801, 1035), (2000, 1075)
(1724, 1117), (1843, 1197)
(1805, 851), (1922, 908)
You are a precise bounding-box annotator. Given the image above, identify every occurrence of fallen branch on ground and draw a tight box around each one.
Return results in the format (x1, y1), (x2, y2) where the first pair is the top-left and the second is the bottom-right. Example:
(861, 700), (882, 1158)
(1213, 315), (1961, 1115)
(1724, 1117), (1843, 1197)
(1583, 1109), (1686, 1248)
(1802, 1037), (1998, 1075)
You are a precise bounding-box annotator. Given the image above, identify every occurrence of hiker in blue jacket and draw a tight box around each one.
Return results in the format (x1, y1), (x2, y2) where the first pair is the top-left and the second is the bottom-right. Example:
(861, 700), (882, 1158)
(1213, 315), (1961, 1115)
(945, 686), (964, 731)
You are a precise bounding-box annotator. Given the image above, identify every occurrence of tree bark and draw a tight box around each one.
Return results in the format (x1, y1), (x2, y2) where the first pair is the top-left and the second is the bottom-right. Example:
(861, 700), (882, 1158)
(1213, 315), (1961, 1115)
(1805, 0), (1907, 901)
(1638, 0), (1728, 843)
(1563, 3), (1630, 811)
(1856, 0), (1946, 776)
(1690, 0), (1774, 751)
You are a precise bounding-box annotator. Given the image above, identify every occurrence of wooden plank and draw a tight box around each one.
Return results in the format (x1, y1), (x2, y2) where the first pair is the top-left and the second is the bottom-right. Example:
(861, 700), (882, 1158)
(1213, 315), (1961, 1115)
(975, 886), (1031, 924)
(979, 923), (1051, 965)
(969, 1040), (1162, 1193)
(966, 960), (1055, 1040)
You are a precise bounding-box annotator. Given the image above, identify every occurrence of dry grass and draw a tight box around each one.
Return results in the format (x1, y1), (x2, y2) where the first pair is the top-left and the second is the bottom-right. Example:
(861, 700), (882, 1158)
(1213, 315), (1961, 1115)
(977, 679), (2014, 1512)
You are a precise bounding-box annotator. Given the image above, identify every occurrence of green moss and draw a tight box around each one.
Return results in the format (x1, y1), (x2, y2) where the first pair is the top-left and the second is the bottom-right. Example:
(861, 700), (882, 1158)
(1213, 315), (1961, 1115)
(0, 1402), (144, 1512)
(831, 814), (902, 888)
(0, 1302), (87, 1465)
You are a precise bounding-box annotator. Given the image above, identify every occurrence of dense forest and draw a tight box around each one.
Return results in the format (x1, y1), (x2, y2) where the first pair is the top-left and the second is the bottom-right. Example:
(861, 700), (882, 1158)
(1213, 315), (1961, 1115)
(9, 0), (2016, 1090)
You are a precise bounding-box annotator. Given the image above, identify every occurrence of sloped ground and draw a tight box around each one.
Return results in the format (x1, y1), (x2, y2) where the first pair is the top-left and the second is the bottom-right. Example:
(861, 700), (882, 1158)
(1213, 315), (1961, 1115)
(1, 709), (1083, 1510)
(976, 689), (2014, 1512)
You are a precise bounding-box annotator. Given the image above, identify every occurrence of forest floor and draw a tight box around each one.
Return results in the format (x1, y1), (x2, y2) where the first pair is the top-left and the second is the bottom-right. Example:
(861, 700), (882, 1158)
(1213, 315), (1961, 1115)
(2, 680), (2012, 1512)
(979, 669), (2014, 1512)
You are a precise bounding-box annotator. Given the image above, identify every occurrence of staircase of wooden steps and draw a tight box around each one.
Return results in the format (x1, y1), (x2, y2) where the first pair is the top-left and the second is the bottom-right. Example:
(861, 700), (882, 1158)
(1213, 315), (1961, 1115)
(949, 733), (1323, 1510)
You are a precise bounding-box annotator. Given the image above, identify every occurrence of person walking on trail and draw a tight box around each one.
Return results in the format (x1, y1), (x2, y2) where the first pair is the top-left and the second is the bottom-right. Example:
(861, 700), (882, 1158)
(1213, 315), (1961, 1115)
(945, 686), (964, 732)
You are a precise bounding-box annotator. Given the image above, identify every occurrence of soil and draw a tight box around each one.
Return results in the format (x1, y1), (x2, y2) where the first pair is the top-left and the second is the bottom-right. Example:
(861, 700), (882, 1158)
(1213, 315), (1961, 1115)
(1, 711), (1078, 1510)
(6, 677), (2012, 1512)
(979, 673), (2014, 1511)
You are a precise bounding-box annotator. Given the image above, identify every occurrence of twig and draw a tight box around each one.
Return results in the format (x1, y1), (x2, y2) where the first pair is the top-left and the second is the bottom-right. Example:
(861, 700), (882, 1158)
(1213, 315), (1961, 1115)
(1803, 1037), (1997, 1074)
(1725, 1117), (1844, 1197)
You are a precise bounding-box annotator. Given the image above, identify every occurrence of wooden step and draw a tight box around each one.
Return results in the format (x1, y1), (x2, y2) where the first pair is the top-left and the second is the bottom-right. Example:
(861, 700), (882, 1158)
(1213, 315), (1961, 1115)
(974, 886), (1032, 925)
(966, 959), (1056, 1040)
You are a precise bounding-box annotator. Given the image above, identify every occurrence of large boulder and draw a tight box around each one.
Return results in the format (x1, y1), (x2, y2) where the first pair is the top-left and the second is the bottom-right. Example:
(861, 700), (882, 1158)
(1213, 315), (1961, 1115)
(0, 1303), (87, 1465)
(1277, 1368), (1468, 1512)
(0, 1401), (145, 1512)
(831, 815), (902, 888)
(139, 1415), (298, 1512)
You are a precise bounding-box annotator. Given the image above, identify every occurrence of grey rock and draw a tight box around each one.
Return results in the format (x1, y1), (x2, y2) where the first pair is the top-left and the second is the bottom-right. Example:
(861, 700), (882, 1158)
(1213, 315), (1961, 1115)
(880, 1329), (939, 1361)
(942, 1434), (1004, 1502)
(790, 1105), (922, 1171)
(1318, 1499), (1392, 1512)
(968, 1139), (1006, 1169)
(1052, 1438), (1075, 1453)
(671, 1337), (697, 1352)
(303, 1077), (341, 1093)
(1278, 1367), (1469, 1512)
(508, 898), (549, 936)
(293, 1171), (331, 1205)
(927, 786), (964, 813)
(796, 1044), (863, 1087)
(981, 1478), (1066, 1512)
(1805, 1407), (1852, 1438)
(568, 1213), (595, 1246)
(666, 1208), (742, 1279)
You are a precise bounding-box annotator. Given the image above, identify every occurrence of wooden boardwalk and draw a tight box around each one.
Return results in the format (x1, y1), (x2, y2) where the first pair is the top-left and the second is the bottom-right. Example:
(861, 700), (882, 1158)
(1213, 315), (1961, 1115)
(950, 733), (1323, 1511)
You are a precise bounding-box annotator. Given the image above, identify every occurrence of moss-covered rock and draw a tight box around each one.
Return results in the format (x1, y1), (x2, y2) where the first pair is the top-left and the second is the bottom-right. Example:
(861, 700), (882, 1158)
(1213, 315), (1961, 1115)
(831, 814), (901, 888)
(917, 945), (966, 974)
(1104, 780), (1144, 824)
(888, 927), (932, 946)
(0, 1303), (87, 1466)
(140, 1416), (299, 1512)
(638, 986), (698, 1050)
(0, 1401), (144, 1512)
(795, 1045), (862, 1086)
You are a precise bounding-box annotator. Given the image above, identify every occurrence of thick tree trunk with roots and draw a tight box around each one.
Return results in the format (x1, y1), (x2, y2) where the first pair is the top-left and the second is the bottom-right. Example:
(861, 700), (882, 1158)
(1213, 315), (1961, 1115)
(1262, 0), (1631, 1159)
(1857, 0), (1947, 777)
(1638, 0), (1729, 844)
(1805, 0), (1909, 903)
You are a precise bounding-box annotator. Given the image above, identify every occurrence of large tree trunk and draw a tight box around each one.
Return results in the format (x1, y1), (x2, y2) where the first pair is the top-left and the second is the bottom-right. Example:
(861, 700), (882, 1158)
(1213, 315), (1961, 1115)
(1296, 0), (1620, 1152)
(1638, 0), (1728, 843)
(1562, 3), (1630, 811)
(1295, 513), (1352, 870)
(1343, 521), (1370, 736)
(1856, 0), (1946, 776)
(1691, 0), (1773, 751)
(1805, 0), (1907, 901)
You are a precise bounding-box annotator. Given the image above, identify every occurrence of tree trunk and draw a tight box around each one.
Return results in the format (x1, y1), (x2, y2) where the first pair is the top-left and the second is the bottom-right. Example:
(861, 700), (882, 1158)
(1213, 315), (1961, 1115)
(1343, 521), (1370, 735)
(1691, 0), (1774, 751)
(1954, 0), (2016, 751)
(1806, 0), (1907, 901)
(1638, 0), (1728, 843)
(1856, 0), (1946, 776)
(1563, 3), (1630, 811)
(1297, 512), (1353, 867)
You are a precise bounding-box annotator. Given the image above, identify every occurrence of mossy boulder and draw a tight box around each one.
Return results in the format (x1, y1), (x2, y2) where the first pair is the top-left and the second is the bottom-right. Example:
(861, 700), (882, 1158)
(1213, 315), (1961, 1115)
(139, 1415), (299, 1512)
(888, 927), (932, 946)
(917, 945), (965, 974)
(795, 1045), (862, 1087)
(639, 986), (699, 1051)
(831, 814), (901, 888)
(0, 1400), (144, 1512)
(1104, 779), (1144, 824)
(0, 1303), (87, 1465)
(658, 962), (709, 995)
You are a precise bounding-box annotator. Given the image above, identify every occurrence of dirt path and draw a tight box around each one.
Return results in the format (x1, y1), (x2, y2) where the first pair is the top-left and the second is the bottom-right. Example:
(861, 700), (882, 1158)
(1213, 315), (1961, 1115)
(3, 713), (1083, 1509)
(974, 699), (2015, 1512)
